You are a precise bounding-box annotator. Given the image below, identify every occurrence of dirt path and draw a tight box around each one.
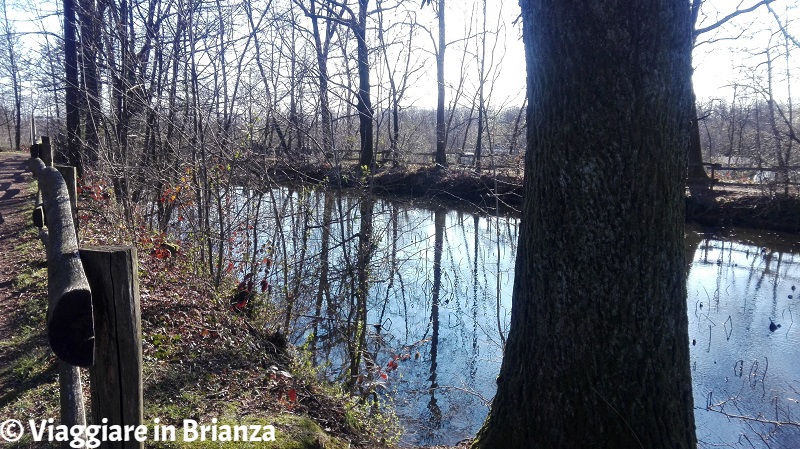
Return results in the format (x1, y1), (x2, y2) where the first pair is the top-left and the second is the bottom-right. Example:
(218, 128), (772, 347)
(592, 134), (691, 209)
(0, 151), (34, 339)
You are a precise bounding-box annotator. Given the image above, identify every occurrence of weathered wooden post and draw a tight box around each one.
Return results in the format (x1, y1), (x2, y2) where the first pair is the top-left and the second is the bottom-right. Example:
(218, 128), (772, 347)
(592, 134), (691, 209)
(58, 362), (87, 436)
(31, 137), (54, 228)
(81, 247), (144, 449)
(40, 136), (53, 167)
(29, 136), (143, 447)
(30, 141), (93, 445)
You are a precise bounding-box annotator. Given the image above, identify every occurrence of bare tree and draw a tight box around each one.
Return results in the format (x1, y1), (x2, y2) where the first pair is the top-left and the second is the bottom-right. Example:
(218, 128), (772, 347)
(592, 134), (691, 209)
(0, 0), (22, 152)
(688, 0), (776, 187)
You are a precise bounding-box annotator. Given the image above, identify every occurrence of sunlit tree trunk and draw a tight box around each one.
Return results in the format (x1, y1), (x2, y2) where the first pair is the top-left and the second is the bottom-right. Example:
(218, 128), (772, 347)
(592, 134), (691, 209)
(471, 1), (696, 447)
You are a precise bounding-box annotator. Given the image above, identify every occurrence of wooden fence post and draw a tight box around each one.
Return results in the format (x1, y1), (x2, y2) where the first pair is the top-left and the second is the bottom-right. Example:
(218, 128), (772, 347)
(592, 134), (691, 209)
(80, 246), (143, 449)
(30, 144), (91, 443)
(31, 137), (54, 229)
(40, 136), (53, 167)
(56, 158), (88, 443)
(58, 362), (87, 432)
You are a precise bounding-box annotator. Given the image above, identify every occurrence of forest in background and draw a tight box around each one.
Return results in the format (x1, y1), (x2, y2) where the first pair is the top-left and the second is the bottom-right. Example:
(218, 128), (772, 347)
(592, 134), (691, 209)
(0, 0), (525, 170)
(0, 0), (799, 189)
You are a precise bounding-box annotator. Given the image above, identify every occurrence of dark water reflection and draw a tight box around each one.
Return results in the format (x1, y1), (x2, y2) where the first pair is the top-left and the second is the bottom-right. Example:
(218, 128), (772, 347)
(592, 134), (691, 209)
(230, 188), (515, 446)
(686, 225), (800, 449)
(223, 188), (800, 447)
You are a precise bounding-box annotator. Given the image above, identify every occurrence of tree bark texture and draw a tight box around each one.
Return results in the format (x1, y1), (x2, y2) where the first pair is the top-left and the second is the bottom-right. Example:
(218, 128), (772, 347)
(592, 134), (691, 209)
(472, 1), (696, 448)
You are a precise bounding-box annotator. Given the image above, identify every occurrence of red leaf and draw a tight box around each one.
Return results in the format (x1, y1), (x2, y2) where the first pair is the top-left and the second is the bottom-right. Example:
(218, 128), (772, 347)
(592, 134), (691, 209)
(288, 388), (297, 402)
(379, 372), (388, 380)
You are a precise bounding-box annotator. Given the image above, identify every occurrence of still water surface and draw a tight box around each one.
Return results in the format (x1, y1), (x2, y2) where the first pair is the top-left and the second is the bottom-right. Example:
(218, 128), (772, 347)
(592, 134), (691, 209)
(687, 228), (800, 448)
(235, 189), (800, 447)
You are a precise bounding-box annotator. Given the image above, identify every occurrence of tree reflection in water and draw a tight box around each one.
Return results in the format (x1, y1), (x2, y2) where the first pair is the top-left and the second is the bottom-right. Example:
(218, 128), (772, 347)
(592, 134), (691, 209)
(214, 188), (799, 447)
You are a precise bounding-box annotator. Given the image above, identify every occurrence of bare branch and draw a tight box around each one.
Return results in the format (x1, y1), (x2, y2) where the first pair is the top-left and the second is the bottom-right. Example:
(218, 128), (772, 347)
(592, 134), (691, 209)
(693, 0), (775, 38)
(702, 406), (800, 428)
(766, 3), (800, 49)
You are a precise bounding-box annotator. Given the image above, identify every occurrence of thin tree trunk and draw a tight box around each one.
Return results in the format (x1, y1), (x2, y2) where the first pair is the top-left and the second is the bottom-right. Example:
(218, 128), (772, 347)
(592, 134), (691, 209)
(687, 95), (710, 182)
(356, 0), (374, 170)
(311, 194), (333, 364)
(434, 0), (447, 166)
(0, 0), (22, 154)
(474, 0), (487, 171)
(308, 0), (336, 165)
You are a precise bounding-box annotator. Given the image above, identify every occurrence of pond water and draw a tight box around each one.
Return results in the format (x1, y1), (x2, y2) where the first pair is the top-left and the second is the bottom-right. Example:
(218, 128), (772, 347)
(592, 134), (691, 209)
(687, 228), (800, 448)
(216, 188), (800, 447)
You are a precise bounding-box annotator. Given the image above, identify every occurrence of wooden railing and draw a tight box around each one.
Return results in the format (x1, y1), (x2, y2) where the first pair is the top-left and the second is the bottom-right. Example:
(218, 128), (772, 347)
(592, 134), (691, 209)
(691, 162), (800, 192)
(29, 136), (143, 448)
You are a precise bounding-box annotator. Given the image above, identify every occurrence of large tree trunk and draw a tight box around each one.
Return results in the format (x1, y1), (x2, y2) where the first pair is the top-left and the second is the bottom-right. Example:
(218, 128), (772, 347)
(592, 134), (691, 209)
(64, 0), (82, 173)
(687, 0), (709, 185)
(687, 95), (710, 182)
(471, 1), (696, 448)
(78, 0), (105, 168)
